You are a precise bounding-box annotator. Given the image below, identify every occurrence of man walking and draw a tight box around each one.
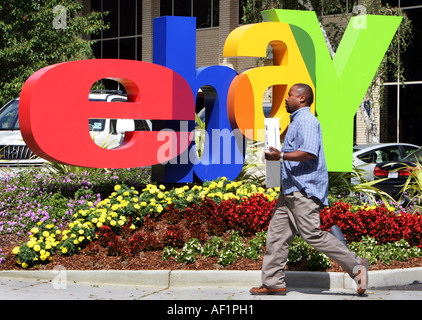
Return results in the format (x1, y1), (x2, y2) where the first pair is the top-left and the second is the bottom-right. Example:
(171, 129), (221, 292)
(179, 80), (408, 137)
(250, 83), (368, 296)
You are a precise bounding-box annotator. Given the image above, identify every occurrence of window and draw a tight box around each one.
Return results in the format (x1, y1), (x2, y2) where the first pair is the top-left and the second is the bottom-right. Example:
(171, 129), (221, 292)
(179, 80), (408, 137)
(90, 0), (143, 61)
(160, 0), (219, 28)
(358, 149), (398, 164)
(381, 1), (422, 145)
(0, 99), (19, 130)
(402, 146), (418, 157)
(356, 145), (415, 164)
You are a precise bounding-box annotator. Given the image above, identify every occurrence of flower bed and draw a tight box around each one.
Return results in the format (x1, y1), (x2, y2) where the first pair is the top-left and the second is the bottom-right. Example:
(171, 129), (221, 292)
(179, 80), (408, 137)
(9, 178), (280, 268)
(0, 167), (150, 236)
(1, 169), (422, 271)
(320, 201), (422, 247)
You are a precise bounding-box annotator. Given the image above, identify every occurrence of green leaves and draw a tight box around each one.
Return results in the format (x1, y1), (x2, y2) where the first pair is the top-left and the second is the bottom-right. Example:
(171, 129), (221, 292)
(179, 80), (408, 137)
(349, 236), (422, 265)
(162, 231), (267, 267)
(0, 0), (107, 105)
(399, 159), (422, 209)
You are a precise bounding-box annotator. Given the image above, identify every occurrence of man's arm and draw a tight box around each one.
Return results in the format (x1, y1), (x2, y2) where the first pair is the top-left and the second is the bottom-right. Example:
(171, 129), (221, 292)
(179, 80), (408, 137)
(265, 146), (316, 162)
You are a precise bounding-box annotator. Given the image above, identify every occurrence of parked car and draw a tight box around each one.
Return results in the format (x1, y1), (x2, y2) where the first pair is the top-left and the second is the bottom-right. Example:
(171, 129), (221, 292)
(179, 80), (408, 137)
(352, 143), (419, 182)
(373, 146), (422, 197)
(0, 92), (151, 168)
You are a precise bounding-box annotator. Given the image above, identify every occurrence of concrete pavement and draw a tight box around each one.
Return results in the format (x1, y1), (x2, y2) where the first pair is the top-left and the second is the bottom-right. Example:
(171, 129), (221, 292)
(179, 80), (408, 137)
(0, 268), (421, 301)
(1, 277), (422, 301)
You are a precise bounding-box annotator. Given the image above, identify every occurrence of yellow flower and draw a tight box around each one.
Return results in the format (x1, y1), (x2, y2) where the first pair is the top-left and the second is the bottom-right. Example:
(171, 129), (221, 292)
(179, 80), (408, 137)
(12, 246), (20, 255)
(22, 262), (29, 269)
(27, 240), (35, 248)
(33, 244), (41, 252)
(110, 220), (116, 227)
(43, 231), (49, 237)
(96, 222), (103, 228)
(61, 248), (68, 254)
(114, 185), (121, 192)
(30, 227), (39, 234)
(141, 201), (147, 206)
(78, 229), (84, 235)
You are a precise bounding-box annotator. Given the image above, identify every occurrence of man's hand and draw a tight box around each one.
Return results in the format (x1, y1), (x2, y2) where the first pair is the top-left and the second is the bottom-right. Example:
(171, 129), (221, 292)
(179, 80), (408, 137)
(265, 146), (281, 161)
(265, 146), (317, 162)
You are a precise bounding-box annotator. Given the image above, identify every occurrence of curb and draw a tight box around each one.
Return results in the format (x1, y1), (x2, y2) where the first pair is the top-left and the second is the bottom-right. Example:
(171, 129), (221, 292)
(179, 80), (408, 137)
(1, 268), (422, 290)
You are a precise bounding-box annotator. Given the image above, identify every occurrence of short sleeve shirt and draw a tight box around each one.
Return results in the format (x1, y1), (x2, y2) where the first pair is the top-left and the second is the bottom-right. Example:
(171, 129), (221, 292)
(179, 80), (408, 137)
(280, 107), (329, 206)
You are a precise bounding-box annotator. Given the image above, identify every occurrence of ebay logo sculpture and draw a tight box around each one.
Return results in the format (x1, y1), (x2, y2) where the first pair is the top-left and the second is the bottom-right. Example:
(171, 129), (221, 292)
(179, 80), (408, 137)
(19, 9), (402, 183)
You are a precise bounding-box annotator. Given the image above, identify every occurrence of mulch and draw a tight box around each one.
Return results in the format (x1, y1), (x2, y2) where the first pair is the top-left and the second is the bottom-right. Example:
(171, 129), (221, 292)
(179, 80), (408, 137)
(2, 232), (422, 272)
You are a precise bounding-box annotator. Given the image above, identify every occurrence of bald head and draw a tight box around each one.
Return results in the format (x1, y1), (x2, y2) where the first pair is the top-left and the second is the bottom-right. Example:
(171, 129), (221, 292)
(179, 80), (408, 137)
(292, 83), (313, 106)
(285, 83), (314, 114)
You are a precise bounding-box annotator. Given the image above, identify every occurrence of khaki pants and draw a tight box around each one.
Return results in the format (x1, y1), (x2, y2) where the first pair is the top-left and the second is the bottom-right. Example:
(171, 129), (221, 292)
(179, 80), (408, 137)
(262, 191), (362, 289)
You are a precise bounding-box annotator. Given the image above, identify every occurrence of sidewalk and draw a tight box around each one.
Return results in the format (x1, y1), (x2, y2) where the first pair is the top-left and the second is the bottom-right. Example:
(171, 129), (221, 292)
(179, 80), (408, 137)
(0, 268), (421, 300)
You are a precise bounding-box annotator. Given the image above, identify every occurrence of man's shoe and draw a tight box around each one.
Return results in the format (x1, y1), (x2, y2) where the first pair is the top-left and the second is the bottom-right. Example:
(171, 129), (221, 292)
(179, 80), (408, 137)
(353, 258), (369, 296)
(250, 286), (286, 295)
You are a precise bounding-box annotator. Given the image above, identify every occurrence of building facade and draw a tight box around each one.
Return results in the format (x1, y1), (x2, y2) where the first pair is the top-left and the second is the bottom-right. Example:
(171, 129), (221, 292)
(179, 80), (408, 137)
(380, 0), (422, 146)
(82, 0), (422, 147)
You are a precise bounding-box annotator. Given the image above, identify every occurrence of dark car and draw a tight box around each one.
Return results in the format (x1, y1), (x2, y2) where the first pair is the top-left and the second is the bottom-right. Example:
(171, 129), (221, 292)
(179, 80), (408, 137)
(373, 146), (422, 197)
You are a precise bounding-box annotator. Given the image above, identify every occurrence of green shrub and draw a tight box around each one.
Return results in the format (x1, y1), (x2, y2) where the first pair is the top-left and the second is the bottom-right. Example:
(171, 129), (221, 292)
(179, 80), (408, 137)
(349, 236), (422, 265)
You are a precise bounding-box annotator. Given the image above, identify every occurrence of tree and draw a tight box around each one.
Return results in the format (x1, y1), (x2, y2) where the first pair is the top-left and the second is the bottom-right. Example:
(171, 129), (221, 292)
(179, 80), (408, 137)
(240, 0), (308, 24)
(0, 0), (107, 106)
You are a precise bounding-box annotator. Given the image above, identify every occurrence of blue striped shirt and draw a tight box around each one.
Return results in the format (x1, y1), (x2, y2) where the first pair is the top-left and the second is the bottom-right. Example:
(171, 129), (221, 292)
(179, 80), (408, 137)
(280, 107), (329, 206)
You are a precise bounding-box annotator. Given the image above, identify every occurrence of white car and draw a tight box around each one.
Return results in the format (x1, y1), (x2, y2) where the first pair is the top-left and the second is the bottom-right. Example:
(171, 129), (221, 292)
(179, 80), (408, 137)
(352, 143), (420, 181)
(0, 92), (151, 168)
